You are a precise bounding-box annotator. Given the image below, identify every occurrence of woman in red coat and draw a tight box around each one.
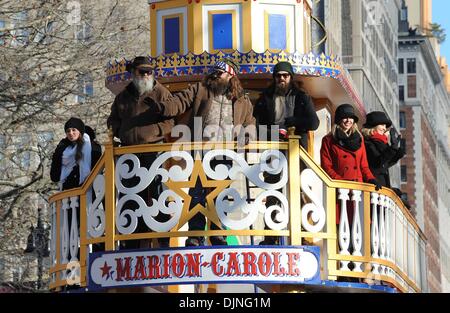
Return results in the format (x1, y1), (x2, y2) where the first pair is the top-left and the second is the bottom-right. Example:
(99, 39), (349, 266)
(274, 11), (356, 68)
(320, 104), (381, 223)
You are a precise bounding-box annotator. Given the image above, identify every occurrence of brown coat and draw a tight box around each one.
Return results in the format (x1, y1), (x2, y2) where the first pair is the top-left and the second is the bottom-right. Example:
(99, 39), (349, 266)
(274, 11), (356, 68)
(107, 81), (174, 145)
(153, 82), (256, 138)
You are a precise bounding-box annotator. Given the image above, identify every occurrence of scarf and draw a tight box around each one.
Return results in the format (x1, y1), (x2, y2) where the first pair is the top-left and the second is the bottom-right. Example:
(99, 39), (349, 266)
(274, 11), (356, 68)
(59, 133), (92, 190)
(335, 128), (362, 152)
(370, 132), (389, 144)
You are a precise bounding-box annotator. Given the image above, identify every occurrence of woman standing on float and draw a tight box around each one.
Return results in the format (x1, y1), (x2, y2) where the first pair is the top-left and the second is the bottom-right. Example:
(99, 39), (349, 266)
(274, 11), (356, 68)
(320, 104), (381, 225)
(50, 117), (100, 190)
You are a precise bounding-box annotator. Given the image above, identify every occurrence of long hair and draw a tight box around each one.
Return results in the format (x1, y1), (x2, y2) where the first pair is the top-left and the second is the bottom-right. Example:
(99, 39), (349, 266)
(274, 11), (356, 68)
(228, 75), (244, 100)
(331, 123), (361, 139)
(75, 135), (84, 161)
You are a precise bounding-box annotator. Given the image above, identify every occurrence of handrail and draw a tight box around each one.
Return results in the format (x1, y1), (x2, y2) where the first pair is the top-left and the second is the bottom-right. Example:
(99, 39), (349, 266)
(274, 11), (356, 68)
(48, 137), (427, 293)
(298, 145), (426, 242)
(48, 154), (106, 202)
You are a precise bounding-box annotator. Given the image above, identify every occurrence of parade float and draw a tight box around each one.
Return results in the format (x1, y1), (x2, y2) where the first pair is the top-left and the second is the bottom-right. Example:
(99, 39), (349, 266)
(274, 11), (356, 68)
(48, 0), (427, 293)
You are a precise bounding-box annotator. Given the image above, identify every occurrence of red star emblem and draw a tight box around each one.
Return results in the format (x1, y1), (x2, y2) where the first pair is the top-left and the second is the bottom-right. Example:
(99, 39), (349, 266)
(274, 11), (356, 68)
(100, 261), (112, 280)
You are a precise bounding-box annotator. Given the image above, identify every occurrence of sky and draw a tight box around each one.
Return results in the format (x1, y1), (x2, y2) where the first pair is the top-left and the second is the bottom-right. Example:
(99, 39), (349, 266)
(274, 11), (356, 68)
(432, 0), (450, 60)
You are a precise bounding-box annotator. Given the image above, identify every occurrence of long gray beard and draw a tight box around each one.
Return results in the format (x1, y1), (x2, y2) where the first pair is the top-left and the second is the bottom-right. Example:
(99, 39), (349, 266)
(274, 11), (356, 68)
(133, 77), (154, 95)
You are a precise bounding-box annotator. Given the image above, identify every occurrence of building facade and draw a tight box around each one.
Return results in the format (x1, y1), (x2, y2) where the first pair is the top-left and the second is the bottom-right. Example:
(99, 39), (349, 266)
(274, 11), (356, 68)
(398, 28), (450, 292)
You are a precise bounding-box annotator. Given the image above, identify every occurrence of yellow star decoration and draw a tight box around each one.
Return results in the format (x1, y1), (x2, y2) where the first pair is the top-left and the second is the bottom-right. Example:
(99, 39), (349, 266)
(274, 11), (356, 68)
(164, 158), (233, 231)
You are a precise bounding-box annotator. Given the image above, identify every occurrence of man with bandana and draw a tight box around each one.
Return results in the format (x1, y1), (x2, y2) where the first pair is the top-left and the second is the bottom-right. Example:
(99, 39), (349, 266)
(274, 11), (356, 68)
(107, 56), (174, 249)
(152, 58), (256, 247)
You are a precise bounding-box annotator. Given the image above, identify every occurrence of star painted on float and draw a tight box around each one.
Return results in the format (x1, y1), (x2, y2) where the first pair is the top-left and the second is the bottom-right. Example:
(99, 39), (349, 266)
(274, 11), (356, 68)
(156, 68), (165, 77)
(164, 157), (233, 231)
(100, 261), (112, 280)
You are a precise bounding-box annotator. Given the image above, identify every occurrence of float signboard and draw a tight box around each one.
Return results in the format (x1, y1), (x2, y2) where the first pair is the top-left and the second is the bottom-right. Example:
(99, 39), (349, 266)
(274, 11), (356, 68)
(88, 246), (320, 289)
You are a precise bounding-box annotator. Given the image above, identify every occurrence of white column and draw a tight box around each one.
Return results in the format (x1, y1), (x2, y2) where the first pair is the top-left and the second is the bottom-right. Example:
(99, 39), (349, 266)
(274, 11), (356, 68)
(61, 197), (70, 280)
(338, 188), (351, 271)
(351, 190), (363, 272)
(371, 192), (380, 275)
(379, 195), (386, 275)
(69, 196), (79, 262)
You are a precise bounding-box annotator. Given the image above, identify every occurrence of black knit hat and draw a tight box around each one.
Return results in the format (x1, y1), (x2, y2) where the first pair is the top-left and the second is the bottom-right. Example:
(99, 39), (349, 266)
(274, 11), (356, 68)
(64, 117), (85, 134)
(334, 104), (359, 124)
(273, 61), (294, 77)
(363, 111), (392, 128)
(126, 56), (153, 73)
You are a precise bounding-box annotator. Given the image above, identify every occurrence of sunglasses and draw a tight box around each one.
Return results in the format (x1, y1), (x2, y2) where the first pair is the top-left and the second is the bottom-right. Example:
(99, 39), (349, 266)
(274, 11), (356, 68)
(137, 68), (153, 75)
(275, 73), (290, 79)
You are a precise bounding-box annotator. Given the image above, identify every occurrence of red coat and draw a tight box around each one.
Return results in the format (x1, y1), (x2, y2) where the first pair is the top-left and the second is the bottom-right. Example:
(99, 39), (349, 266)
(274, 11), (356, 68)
(320, 133), (375, 224)
(320, 133), (375, 183)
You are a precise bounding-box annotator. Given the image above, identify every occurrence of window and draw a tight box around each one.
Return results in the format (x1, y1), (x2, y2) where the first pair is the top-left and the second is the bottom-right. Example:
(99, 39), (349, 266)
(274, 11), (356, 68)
(75, 75), (94, 103)
(0, 258), (4, 281)
(400, 138), (407, 153)
(0, 20), (5, 45)
(208, 10), (237, 52)
(267, 14), (288, 50)
(401, 8), (408, 21)
(33, 21), (54, 44)
(400, 111), (406, 129)
(0, 135), (5, 161)
(11, 11), (29, 46)
(15, 135), (31, 169)
(401, 165), (407, 182)
(163, 14), (183, 54)
(75, 22), (92, 42)
(398, 58), (404, 74)
(407, 75), (417, 98)
(407, 58), (416, 73)
(37, 132), (54, 149)
(399, 85), (405, 101)
(12, 267), (22, 283)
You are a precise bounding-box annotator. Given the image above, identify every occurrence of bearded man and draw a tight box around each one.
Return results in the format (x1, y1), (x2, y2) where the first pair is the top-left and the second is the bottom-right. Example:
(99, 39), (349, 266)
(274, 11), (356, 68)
(253, 61), (320, 246)
(107, 56), (174, 249)
(254, 61), (319, 148)
(151, 58), (256, 247)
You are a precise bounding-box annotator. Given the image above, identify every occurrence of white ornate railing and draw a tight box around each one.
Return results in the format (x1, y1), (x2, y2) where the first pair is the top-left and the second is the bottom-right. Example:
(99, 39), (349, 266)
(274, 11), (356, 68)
(48, 136), (426, 293)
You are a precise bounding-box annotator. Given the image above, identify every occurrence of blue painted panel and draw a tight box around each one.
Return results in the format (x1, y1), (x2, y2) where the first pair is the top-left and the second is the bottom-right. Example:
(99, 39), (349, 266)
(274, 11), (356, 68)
(164, 17), (180, 54)
(212, 13), (233, 50)
(269, 14), (287, 50)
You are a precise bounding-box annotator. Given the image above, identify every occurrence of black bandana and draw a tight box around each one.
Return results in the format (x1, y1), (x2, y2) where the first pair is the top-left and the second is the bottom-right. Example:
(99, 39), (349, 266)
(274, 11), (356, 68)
(335, 128), (362, 152)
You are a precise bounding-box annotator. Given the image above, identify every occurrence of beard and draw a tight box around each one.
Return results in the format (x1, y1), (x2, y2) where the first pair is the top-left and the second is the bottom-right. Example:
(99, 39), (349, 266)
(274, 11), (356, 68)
(133, 76), (155, 95)
(206, 75), (229, 95)
(274, 81), (291, 96)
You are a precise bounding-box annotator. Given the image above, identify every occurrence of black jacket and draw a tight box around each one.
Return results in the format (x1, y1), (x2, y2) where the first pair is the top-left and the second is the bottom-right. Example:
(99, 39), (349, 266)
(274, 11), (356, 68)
(364, 137), (405, 188)
(253, 84), (319, 149)
(50, 136), (102, 190)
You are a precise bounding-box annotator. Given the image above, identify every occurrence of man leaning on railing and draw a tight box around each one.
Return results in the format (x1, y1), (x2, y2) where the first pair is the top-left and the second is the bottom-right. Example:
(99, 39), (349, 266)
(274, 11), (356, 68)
(148, 57), (256, 247)
(107, 56), (174, 249)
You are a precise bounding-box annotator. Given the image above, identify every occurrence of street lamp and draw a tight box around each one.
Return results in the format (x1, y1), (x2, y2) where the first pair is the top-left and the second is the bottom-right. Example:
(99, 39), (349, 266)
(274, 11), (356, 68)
(24, 208), (50, 290)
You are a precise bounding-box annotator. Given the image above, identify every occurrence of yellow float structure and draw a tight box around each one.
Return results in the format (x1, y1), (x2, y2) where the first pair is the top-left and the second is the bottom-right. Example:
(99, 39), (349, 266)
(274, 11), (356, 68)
(49, 0), (427, 293)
